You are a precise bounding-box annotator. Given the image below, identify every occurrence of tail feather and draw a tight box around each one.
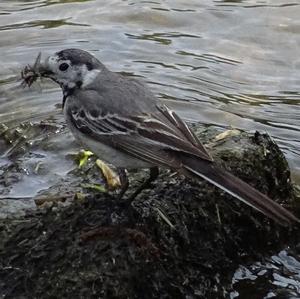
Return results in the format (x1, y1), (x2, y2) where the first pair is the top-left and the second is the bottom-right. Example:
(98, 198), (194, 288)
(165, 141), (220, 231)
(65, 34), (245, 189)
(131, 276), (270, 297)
(181, 157), (299, 226)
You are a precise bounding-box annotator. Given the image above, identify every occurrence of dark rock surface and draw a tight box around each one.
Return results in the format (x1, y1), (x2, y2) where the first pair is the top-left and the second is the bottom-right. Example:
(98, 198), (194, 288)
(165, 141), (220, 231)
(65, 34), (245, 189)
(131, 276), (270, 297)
(0, 127), (299, 299)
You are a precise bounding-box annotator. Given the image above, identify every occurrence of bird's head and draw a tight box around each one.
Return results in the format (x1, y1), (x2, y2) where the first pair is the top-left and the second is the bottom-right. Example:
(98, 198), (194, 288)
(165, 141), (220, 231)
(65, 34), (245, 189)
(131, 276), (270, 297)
(38, 49), (105, 91)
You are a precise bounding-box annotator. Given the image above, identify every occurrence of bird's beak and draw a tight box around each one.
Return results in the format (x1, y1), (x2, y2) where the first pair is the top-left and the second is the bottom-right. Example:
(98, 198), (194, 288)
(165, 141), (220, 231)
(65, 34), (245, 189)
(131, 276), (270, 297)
(37, 54), (54, 77)
(39, 66), (54, 77)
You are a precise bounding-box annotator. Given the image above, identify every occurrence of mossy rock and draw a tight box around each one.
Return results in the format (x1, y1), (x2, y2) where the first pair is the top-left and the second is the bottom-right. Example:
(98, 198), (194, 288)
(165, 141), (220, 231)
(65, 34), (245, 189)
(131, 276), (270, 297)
(0, 127), (299, 299)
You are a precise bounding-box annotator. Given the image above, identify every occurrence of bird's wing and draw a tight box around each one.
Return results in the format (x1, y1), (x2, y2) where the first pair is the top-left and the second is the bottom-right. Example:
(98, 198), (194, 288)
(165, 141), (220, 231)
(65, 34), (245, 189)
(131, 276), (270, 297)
(67, 103), (212, 168)
(156, 104), (212, 160)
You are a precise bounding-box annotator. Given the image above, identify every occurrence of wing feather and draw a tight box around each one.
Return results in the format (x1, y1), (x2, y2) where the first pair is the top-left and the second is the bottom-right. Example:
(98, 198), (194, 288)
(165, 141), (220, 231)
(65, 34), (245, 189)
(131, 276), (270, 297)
(68, 104), (212, 168)
(157, 104), (212, 161)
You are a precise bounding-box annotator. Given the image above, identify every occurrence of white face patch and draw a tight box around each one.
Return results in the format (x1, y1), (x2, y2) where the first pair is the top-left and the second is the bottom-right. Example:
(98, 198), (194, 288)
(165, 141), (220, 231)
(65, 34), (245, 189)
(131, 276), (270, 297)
(45, 54), (101, 89)
(81, 66), (101, 88)
(46, 56), (72, 75)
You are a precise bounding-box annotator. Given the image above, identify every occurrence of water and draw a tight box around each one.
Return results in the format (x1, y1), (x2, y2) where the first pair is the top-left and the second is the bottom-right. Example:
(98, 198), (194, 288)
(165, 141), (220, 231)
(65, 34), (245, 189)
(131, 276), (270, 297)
(231, 250), (300, 299)
(1, 0), (299, 185)
(0, 0), (300, 297)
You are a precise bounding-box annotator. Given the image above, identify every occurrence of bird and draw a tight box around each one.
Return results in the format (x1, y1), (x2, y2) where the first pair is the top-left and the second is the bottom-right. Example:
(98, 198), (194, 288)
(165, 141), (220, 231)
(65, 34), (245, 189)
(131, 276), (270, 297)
(25, 48), (299, 226)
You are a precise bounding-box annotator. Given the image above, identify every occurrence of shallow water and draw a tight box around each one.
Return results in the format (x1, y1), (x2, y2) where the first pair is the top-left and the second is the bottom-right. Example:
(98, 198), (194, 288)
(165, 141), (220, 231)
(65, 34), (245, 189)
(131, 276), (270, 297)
(231, 249), (300, 299)
(0, 0), (300, 297)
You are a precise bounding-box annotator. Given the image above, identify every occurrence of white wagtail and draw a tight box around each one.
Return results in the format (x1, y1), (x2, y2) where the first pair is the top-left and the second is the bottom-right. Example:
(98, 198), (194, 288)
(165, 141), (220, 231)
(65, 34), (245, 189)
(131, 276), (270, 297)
(22, 48), (299, 226)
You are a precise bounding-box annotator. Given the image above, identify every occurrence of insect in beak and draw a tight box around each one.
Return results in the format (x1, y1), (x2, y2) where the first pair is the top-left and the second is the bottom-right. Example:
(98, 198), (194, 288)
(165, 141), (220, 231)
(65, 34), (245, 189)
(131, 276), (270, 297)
(21, 52), (53, 87)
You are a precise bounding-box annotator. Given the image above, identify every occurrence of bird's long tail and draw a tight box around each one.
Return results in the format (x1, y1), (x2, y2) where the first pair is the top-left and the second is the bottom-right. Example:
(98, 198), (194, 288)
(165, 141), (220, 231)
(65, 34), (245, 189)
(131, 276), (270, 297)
(180, 155), (299, 226)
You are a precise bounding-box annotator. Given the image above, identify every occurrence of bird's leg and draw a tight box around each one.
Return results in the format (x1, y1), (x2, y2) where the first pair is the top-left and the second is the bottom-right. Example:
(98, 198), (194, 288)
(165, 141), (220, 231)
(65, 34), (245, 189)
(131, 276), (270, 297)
(117, 167), (159, 203)
(128, 167), (159, 201)
(116, 168), (129, 200)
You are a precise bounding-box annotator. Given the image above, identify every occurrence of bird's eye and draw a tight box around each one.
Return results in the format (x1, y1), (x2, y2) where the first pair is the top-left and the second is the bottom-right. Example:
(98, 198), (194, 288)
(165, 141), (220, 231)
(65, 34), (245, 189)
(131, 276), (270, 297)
(59, 63), (69, 72)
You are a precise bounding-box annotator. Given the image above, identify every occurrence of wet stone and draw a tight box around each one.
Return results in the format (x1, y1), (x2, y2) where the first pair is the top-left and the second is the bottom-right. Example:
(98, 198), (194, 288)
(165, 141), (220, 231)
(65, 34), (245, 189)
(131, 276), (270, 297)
(0, 126), (299, 298)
